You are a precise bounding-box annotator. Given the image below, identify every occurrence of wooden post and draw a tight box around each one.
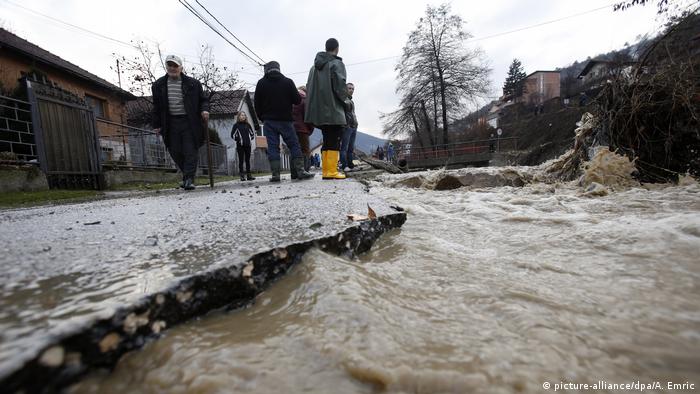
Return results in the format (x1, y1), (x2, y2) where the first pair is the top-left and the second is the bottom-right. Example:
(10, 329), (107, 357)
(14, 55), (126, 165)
(203, 119), (214, 188)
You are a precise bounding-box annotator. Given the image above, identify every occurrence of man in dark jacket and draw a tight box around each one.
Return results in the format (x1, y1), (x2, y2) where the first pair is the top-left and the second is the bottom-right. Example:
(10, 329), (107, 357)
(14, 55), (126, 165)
(151, 54), (209, 190)
(340, 82), (358, 171)
(305, 38), (348, 180)
(254, 61), (313, 182)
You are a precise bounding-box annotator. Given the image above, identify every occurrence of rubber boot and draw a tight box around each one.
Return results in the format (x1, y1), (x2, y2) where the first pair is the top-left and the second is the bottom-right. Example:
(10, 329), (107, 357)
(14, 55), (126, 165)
(240, 173), (246, 181)
(292, 157), (314, 180)
(322, 150), (346, 180)
(304, 156), (311, 172)
(269, 160), (281, 182)
(246, 172), (256, 181)
(290, 162), (298, 180)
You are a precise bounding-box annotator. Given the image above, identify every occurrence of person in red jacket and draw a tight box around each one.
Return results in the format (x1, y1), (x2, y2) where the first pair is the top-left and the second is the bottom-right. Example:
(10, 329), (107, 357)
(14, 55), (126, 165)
(292, 86), (315, 173)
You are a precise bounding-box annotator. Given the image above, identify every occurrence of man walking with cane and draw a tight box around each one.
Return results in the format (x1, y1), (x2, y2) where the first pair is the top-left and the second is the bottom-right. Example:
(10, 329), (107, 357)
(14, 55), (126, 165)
(151, 54), (210, 190)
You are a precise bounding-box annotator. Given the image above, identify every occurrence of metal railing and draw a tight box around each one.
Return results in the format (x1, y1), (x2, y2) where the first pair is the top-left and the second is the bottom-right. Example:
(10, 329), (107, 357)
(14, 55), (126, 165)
(395, 137), (519, 161)
(96, 119), (229, 175)
(0, 95), (36, 163)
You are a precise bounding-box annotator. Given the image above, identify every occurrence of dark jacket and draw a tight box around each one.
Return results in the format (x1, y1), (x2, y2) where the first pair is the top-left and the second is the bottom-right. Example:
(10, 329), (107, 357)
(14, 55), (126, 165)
(305, 52), (347, 126)
(231, 121), (255, 147)
(151, 73), (210, 147)
(254, 71), (301, 121)
(344, 96), (358, 128)
(292, 90), (314, 134)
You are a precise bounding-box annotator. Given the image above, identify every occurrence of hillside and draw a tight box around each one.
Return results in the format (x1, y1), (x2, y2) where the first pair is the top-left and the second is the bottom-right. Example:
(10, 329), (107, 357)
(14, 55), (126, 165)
(309, 129), (386, 155)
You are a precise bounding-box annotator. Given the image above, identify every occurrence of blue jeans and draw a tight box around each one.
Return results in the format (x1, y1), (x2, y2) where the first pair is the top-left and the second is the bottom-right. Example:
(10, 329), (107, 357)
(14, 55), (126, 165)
(263, 120), (303, 161)
(340, 127), (357, 169)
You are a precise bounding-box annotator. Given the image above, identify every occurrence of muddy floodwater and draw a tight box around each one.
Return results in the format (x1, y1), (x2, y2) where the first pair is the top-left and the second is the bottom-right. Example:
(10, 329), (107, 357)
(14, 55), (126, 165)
(71, 176), (700, 393)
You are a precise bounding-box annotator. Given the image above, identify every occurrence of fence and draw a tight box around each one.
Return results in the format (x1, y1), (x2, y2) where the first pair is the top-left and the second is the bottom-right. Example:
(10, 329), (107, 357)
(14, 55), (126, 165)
(0, 95), (36, 163)
(96, 119), (229, 175)
(396, 137), (519, 161)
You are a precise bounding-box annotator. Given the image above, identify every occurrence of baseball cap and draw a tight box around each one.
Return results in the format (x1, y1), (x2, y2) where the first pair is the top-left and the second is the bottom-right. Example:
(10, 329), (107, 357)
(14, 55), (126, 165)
(165, 54), (183, 66)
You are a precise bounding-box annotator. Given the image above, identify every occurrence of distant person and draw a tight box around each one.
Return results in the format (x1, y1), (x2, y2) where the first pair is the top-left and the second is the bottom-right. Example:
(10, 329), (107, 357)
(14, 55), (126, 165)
(376, 146), (384, 161)
(254, 61), (313, 182)
(340, 82), (358, 171)
(386, 142), (394, 163)
(292, 86), (314, 172)
(305, 38), (348, 180)
(231, 111), (256, 181)
(151, 54), (209, 191)
(314, 152), (321, 168)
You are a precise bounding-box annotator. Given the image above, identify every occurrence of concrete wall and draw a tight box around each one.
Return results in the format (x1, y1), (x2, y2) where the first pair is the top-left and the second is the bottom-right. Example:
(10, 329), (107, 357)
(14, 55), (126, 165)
(0, 166), (49, 192)
(102, 169), (180, 189)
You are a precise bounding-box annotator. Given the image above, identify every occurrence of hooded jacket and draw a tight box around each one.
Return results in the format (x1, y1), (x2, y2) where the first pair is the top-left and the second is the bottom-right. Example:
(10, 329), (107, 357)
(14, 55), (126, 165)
(305, 52), (348, 126)
(254, 70), (300, 121)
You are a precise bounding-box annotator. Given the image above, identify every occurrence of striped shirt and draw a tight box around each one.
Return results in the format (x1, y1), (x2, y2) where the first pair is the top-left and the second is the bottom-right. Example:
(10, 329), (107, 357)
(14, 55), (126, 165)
(167, 78), (186, 115)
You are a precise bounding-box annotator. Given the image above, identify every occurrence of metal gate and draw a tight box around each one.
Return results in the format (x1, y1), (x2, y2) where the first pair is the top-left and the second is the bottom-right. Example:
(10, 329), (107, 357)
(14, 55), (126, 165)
(25, 78), (102, 189)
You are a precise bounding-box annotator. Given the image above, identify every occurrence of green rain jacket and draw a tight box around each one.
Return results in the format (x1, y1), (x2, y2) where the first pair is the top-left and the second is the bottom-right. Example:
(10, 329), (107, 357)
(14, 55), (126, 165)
(305, 52), (348, 126)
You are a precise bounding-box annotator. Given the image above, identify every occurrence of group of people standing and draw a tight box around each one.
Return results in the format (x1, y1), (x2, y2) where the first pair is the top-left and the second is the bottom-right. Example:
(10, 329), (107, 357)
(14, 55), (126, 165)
(152, 38), (358, 189)
(253, 37), (358, 181)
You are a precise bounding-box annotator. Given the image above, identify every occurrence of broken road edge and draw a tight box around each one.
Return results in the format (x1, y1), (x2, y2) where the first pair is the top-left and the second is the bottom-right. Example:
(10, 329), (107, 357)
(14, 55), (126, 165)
(2, 212), (407, 393)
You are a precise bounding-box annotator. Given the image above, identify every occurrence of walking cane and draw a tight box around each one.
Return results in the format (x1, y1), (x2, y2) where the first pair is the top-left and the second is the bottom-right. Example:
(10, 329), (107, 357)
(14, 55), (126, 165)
(203, 119), (214, 188)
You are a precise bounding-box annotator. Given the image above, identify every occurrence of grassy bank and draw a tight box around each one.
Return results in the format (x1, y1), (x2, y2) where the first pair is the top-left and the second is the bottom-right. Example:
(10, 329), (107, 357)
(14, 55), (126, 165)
(0, 189), (103, 208)
(0, 175), (243, 208)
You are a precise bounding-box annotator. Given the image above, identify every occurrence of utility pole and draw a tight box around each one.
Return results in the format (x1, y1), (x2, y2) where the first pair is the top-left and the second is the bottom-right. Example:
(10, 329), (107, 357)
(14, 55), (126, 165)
(116, 59), (122, 89)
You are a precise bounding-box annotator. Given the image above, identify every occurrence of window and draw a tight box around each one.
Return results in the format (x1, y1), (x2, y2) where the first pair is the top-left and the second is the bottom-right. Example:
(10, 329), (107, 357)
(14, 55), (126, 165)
(85, 95), (107, 119)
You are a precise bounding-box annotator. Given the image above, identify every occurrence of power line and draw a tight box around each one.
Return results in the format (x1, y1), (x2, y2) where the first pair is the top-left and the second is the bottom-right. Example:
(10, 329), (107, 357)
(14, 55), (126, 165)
(286, 2), (619, 75)
(194, 0), (266, 64)
(2, 0), (264, 74)
(2, 0), (137, 49)
(178, 0), (264, 67)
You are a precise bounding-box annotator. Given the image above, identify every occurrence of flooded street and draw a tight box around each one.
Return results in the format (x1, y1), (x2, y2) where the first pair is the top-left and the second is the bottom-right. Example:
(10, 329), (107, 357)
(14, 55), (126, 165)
(71, 175), (700, 393)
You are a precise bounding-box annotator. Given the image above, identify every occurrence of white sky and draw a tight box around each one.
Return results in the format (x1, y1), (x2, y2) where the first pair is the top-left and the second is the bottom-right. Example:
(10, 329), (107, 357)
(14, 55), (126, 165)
(0, 0), (676, 138)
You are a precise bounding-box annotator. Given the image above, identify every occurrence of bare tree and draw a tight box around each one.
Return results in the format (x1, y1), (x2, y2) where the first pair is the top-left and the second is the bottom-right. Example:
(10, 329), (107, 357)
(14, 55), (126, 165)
(393, 3), (491, 145)
(115, 42), (244, 126)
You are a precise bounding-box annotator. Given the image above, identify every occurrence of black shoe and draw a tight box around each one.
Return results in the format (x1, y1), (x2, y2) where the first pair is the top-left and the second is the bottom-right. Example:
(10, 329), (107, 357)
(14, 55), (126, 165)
(247, 173), (256, 181)
(240, 174), (246, 181)
(179, 181), (185, 189)
(183, 178), (195, 190)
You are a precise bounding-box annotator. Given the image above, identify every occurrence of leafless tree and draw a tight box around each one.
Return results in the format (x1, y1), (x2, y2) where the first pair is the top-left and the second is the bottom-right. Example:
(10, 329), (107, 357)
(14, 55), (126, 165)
(392, 3), (491, 145)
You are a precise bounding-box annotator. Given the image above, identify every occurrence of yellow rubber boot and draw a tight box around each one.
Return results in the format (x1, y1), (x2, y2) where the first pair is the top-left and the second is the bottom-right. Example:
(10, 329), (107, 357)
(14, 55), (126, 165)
(323, 150), (346, 180)
(321, 151), (330, 178)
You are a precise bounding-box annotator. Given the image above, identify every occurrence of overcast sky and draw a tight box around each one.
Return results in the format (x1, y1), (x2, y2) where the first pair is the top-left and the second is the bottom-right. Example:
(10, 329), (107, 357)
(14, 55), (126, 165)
(0, 0), (679, 138)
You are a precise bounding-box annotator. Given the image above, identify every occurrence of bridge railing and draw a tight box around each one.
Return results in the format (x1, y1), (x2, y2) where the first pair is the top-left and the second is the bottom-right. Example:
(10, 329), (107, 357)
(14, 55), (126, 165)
(396, 137), (518, 162)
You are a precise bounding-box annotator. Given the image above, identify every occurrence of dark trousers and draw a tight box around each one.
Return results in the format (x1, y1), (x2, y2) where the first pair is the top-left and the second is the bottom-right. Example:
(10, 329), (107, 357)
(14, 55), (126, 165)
(320, 125), (343, 151)
(296, 132), (310, 157)
(168, 116), (198, 179)
(237, 144), (252, 174)
(263, 120), (303, 161)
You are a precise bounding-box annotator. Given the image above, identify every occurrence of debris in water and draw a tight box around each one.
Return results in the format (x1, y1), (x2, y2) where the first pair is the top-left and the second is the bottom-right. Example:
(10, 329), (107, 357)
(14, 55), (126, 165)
(144, 236), (158, 247)
(83, 221), (101, 226)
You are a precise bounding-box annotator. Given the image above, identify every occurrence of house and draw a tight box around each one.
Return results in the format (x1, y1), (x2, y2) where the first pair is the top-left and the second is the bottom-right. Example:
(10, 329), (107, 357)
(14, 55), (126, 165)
(207, 89), (270, 173)
(577, 59), (635, 86)
(522, 70), (560, 105)
(0, 28), (135, 137)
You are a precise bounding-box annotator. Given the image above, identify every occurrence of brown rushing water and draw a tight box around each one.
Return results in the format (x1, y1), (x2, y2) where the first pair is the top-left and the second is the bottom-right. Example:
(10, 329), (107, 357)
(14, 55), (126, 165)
(71, 180), (700, 394)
